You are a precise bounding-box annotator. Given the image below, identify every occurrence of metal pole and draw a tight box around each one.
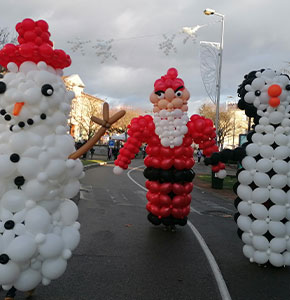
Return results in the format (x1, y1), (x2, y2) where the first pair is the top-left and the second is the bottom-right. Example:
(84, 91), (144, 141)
(215, 13), (224, 147)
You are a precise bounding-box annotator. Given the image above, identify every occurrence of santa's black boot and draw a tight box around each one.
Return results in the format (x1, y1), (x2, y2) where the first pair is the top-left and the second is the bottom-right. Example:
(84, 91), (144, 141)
(147, 213), (161, 225)
(5, 287), (16, 300)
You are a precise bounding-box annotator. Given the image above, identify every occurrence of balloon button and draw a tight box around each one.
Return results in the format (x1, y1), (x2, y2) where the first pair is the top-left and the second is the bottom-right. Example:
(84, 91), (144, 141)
(268, 84), (282, 97)
(14, 176), (25, 188)
(10, 153), (20, 163)
(4, 220), (15, 230)
(0, 254), (9, 264)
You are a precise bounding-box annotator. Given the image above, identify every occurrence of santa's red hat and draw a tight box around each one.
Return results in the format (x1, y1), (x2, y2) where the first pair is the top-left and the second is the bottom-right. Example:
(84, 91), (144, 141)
(0, 18), (71, 69)
(154, 68), (185, 92)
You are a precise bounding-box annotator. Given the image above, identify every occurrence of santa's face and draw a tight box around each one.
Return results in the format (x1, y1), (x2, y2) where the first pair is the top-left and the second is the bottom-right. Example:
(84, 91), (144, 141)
(0, 61), (74, 132)
(149, 87), (190, 113)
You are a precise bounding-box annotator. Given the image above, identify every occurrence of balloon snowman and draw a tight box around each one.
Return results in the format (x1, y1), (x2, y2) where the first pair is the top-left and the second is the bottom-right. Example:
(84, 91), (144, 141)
(114, 68), (225, 229)
(206, 68), (290, 267)
(0, 19), (125, 299)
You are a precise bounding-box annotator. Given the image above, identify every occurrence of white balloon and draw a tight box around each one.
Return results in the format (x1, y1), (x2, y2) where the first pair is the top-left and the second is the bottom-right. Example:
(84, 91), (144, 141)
(6, 235), (36, 262)
(216, 170), (226, 179)
(242, 156), (256, 170)
(62, 180), (80, 199)
(269, 205), (286, 221)
(14, 269), (41, 292)
(251, 203), (268, 219)
(269, 221), (286, 237)
(45, 159), (66, 179)
(62, 226), (80, 251)
(253, 251), (268, 264)
(256, 158), (272, 173)
(262, 134), (275, 145)
(271, 174), (287, 189)
(270, 189), (286, 205)
(238, 170), (253, 185)
(283, 252), (290, 266)
(0, 261), (20, 285)
(253, 172), (270, 187)
(238, 201), (251, 216)
(17, 157), (40, 178)
(243, 245), (254, 259)
(237, 185), (252, 201)
(39, 234), (64, 259)
(241, 232), (252, 245)
(252, 188), (269, 204)
(2, 190), (27, 213)
(246, 144), (260, 157)
(23, 179), (48, 200)
(252, 236), (269, 251)
(275, 133), (288, 146)
(274, 146), (289, 160)
(237, 215), (252, 232)
(25, 206), (51, 234)
(252, 133), (263, 144)
(270, 238), (286, 253)
(251, 220), (268, 235)
(0, 155), (17, 178)
(59, 200), (78, 226)
(260, 145), (274, 159)
(41, 257), (67, 280)
(272, 160), (288, 174)
(269, 253), (284, 267)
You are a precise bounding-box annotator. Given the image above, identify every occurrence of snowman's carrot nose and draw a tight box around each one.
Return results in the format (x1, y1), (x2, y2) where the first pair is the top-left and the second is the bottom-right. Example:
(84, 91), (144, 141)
(13, 102), (24, 116)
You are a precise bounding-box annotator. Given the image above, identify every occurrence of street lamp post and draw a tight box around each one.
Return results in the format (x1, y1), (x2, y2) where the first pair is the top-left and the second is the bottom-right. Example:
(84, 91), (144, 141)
(204, 8), (225, 147)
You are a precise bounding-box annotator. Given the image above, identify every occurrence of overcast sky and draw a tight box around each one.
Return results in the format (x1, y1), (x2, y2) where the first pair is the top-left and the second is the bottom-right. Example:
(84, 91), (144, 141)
(2, 0), (290, 115)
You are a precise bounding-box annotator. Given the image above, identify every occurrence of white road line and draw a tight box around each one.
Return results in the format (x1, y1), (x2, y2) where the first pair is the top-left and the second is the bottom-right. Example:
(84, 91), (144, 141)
(127, 164), (232, 300)
(187, 221), (232, 300)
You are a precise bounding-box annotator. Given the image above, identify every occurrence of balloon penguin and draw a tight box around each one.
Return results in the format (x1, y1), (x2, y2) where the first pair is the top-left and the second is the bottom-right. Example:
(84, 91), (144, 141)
(0, 19), (125, 300)
(205, 69), (290, 267)
(114, 68), (225, 229)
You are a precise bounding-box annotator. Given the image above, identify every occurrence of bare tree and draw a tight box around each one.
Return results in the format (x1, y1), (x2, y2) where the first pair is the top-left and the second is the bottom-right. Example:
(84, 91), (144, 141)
(0, 27), (17, 73)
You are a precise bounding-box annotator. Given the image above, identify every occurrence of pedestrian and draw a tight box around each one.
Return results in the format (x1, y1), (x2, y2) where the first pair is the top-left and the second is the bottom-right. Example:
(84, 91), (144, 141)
(112, 147), (119, 160)
(197, 148), (202, 163)
(142, 144), (147, 158)
(90, 147), (95, 159)
(107, 147), (112, 160)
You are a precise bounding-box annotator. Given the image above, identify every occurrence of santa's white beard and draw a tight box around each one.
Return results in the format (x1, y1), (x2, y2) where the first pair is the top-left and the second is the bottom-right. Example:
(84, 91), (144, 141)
(153, 109), (189, 148)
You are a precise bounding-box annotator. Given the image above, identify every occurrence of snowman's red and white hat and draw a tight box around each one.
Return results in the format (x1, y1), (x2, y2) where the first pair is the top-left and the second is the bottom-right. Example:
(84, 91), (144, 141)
(0, 18), (71, 70)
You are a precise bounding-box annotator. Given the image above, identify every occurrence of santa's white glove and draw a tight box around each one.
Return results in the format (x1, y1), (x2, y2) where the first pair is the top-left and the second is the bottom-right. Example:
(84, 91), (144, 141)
(216, 169), (227, 179)
(113, 166), (124, 175)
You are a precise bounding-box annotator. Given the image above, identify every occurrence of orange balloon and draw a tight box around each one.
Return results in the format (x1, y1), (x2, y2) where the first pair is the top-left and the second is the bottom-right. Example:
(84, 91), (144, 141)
(269, 97), (280, 107)
(268, 84), (282, 97)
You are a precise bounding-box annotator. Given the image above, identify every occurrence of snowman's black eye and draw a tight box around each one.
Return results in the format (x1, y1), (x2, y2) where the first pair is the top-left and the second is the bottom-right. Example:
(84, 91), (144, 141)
(0, 82), (6, 94)
(255, 90), (261, 96)
(41, 84), (54, 96)
(286, 84), (290, 91)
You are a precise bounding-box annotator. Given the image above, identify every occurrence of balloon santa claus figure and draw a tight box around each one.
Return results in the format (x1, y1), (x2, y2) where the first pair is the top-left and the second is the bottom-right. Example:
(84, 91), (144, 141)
(114, 68), (226, 229)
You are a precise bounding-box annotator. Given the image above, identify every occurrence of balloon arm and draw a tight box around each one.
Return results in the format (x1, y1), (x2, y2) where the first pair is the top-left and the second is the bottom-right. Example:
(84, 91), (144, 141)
(68, 102), (126, 160)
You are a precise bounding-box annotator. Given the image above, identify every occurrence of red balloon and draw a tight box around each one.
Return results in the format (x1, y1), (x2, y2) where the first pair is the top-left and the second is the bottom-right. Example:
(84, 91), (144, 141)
(159, 194), (171, 206)
(145, 180), (151, 190)
(160, 206), (171, 217)
(150, 204), (160, 217)
(146, 192), (159, 204)
(171, 208), (183, 219)
(160, 158), (173, 170)
(184, 195), (191, 206)
(183, 136), (193, 146)
(39, 44), (53, 57)
(151, 146), (160, 156)
(172, 183), (185, 195)
(151, 157), (160, 169)
(183, 206), (190, 217)
(185, 158), (195, 169)
(184, 182), (193, 194)
(174, 158), (186, 170)
(160, 147), (173, 157)
(212, 165), (220, 172)
(172, 195), (186, 208)
(173, 146), (184, 157)
(195, 119), (205, 132)
(144, 156), (152, 167)
(183, 147), (193, 157)
(149, 181), (160, 193)
(160, 183), (172, 194)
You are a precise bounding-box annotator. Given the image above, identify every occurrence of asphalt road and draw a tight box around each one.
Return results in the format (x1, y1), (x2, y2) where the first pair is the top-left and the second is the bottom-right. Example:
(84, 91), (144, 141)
(3, 159), (290, 300)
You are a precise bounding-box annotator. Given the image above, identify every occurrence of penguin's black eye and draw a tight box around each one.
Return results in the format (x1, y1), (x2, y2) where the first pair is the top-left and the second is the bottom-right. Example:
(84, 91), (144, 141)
(255, 90), (261, 96)
(0, 82), (6, 94)
(41, 84), (54, 96)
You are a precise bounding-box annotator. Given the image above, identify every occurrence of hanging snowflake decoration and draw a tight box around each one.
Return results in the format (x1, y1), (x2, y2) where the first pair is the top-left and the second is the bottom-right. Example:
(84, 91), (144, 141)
(92, 39), (117, 63)
(159, 34), (177, 56)
(181, 25), (204, 44)
(67, 38), (91, 56)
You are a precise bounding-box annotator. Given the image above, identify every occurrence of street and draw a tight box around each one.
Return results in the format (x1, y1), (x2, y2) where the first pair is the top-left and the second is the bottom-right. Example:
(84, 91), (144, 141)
(3, 159), (290, 300)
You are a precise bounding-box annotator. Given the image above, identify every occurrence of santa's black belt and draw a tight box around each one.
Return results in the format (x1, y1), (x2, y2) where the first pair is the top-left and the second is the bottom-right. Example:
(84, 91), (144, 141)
(143, 167), (195, 183)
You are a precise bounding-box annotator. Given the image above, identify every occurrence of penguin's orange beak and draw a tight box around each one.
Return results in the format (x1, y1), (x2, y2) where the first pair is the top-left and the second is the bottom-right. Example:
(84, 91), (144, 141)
(13, 102), (24, 116)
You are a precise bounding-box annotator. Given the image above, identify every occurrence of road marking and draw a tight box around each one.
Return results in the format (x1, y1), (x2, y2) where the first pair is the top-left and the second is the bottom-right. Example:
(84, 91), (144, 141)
(187, 221), (232, 300)
(128, 164), (232, 300)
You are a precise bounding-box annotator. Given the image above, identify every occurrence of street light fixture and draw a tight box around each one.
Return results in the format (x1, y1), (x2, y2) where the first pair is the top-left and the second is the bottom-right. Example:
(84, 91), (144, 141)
(204, 8), (225, 147)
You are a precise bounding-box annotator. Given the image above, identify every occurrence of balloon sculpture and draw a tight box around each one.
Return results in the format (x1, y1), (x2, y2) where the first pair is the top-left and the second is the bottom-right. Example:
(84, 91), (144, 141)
(0, 19), (125, 300)
(205, 68), (290, 267)
(114, 68), (225, 229)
